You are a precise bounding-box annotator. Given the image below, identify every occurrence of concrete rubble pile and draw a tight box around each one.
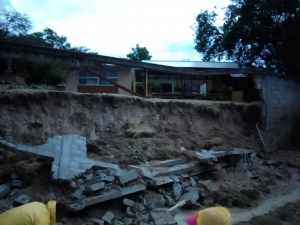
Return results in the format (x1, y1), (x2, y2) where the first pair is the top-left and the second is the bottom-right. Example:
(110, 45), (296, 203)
(0, 134), (261, 225)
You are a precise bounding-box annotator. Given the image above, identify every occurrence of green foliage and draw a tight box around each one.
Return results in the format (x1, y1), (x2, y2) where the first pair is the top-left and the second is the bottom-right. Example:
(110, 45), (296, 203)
(127, 44), (152, 61)
(0, 8), (32, 38)
(194, 0), (300, 76)
(0, 8), (98, 85)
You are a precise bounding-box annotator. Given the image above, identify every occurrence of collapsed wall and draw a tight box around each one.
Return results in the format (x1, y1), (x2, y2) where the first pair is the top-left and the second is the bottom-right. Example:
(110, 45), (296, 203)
(0, 90), (262, 165)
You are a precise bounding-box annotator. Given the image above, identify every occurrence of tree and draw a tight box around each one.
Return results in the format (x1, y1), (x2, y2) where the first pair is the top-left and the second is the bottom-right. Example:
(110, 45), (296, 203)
(127, 44), (152, 60)
(0, 9), (32, 38)
(194, 0), (300, 76)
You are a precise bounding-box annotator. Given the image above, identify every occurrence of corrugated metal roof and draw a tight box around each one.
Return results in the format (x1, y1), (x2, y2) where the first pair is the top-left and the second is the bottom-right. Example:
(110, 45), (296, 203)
(142, 60), (240, 69)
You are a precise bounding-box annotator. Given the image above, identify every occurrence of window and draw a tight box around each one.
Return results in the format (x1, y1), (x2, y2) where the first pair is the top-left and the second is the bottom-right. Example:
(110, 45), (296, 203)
(78, 68), (119, 86)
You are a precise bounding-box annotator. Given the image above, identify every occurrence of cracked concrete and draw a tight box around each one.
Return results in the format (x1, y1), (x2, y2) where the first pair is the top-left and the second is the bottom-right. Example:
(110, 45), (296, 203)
(0, 134), (120, 181)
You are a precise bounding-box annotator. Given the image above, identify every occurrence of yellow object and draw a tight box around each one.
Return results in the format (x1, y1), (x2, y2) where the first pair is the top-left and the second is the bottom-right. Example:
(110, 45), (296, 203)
(196, 206), (232, 225)
(232, 91), (244, 102)
(0, 200), (56, 225)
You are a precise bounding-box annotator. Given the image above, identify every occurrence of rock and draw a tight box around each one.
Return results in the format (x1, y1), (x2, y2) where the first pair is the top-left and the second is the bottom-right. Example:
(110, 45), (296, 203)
(104, 176), (115, 183)
(91, 218), (105, 225)
(123, 198), (135, 207)
(0, 184), (10, 199)
(12, 179), (22, 187)
(172, 183), (182, 201)
(14, 194), (30, 206)
(85, 173), (94, 180)
(149, 210), (177, 225)
(178, 188), (199, 207)
(11, 173), (18, 179)
(117, 170), (138, 184)
(85, 182), (105, 193)
(189, 177), (196, 187)
(102, 211), (115, 223)
(73, 189), (84, 200)
(165, 196), (176, 206)
(126, 206), (136, 218)
(197, 180), (212, 191)
(113, 221), (125, 225)
(138, 203), (146, 212)
(181, 147), (186, 151)
(10, 188), (19, 196)
(145, 202), (157, 211)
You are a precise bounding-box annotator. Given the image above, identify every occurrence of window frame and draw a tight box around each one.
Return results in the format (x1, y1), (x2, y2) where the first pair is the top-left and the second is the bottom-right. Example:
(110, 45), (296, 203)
(77, 68), (119, 86)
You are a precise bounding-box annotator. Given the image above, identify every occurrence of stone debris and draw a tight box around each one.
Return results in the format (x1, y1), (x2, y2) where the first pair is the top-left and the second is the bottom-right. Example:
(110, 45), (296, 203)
(12, 179), (22, 187)
(91, 219), (105, 225)
(73, 188), (84, 200)
(172, 183), (183, 201)
(117, 170), (138, 184)
(0, 184), (10, 199)
(102, 211), (115, 223)
(84, 182), (105, 193)
(179, 188), (199, 207)
(123, 198), (135, 207)
(14, 194), (30, 206)
(149, 210), (177, 225)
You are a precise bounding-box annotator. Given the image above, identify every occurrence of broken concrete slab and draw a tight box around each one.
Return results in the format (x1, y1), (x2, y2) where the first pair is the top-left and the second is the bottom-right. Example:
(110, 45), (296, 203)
(227, 148), (253, 155)
(0, 134), (120, 181)
(104, 175), (115, 183)
(73, 189), (84, 200)
(150, 176), (176, 186)
(91, 219), (105, 225)
(195, 151), (217, 163)
(189, 177), (196, 187)
(14, 194), (30, 206)
(149, 210), (177, 225)
(117, 170), (138, 184)
(102, 211), (115, 223)
(178, 188), (199, 207)
(150, 158), (187, 167)
(123, 198), (135, 207)
(85, 182), (105, 193)
(0, 184), (10, 199)
(128, 165), (159, 179)
(149, 162), (199, 177)
(82, 184), (146, 208)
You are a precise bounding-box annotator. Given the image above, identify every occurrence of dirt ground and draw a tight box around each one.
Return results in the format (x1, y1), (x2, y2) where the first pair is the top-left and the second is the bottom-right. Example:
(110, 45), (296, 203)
(0, 89), (299, 224)
(0, 90), (262, 168)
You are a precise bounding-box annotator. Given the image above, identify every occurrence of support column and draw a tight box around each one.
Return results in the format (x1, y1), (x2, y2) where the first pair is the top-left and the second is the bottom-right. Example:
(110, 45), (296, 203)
(145, 69), (148, 96)
(172, 83), (175, 94)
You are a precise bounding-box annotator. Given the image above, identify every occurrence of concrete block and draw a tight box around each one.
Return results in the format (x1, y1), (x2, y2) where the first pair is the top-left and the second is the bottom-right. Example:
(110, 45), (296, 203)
(178, 188), (199, 207)
(73, 189), (84, 200)
(71, 144), (79, 151)
(151, 158), (186, 167)
(79, 146), (87, 153)
(85, 177), (103, 186)
(54, 146), (61, 154)
(83, 184), (146, 207)
(195, 151), (217, 163)
(72, 149), (86, 158)
(102, 211), (115, 223)
(85, 182), (105, 193)
(128, 165), (158, 179)
(170, 176), (180, 183)
(104, 176), (115, 183)
(123, 198), (135, 207)
(46, 138), (62, 147)
(150, 176), (175, 186)
(79, 136), (86, 142)
(0, 184), (10, 199)
(12, 179), (22, 187)
(189, 177), (196, 187)
(79, 163), (93, 170)
(14, 194), (30, 206)
(149, 210), (177, 225)
(117, 170), (138, 184)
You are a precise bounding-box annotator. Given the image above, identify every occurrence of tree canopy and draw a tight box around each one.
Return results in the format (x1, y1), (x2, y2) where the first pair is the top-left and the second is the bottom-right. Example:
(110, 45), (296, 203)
(127, 44), (152, 61)
(0, 8), (98, 85)
(194, 0), (300, 76)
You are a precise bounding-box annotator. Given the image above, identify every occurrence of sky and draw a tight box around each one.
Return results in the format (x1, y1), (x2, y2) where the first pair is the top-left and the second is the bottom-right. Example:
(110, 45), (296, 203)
(2, 0), (230, 60)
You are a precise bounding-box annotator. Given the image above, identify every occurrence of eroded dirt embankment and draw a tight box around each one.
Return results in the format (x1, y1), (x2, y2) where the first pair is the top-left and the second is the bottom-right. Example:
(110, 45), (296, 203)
(0, 90), (262, 165)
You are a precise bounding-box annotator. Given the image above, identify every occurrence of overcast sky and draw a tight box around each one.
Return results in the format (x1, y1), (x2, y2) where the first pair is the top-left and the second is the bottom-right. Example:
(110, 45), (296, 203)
(3, 0), (230, 60)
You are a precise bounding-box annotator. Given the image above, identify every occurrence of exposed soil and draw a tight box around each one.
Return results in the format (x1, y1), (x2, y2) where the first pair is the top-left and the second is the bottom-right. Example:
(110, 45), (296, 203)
(0, 90), (262, 168)
(0, 89), (299, 224)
